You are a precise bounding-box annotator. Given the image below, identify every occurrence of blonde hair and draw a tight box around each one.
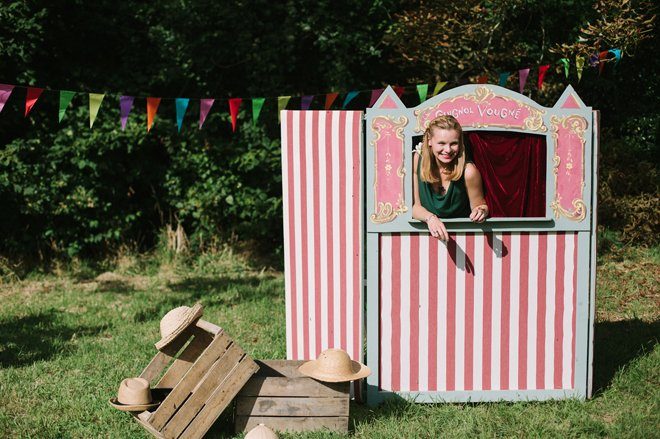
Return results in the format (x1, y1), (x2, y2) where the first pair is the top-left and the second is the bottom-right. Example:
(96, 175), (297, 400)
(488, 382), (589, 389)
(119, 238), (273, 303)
(419, 115), (466, 183)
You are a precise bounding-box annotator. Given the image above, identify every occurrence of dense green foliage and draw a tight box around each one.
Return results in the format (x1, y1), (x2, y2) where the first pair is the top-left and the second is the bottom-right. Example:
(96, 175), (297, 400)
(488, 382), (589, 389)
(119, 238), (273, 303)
(0, 0), (657, 264)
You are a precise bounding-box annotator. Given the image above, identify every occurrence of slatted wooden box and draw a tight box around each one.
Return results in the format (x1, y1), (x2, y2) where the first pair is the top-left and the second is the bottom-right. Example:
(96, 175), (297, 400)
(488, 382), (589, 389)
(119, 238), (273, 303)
(234, 360), (350, 434)
(132, 319), (259, 439)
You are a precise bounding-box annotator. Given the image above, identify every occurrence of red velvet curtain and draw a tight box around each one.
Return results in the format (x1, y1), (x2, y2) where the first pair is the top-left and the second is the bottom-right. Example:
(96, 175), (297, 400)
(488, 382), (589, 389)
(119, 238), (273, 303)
(466, 131), (546, 217)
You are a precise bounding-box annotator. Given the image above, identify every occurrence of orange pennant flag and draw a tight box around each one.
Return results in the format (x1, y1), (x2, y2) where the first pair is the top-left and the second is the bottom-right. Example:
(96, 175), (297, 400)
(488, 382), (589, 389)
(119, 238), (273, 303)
(324, 92), (339, 110)
(146, 97), (161, 132)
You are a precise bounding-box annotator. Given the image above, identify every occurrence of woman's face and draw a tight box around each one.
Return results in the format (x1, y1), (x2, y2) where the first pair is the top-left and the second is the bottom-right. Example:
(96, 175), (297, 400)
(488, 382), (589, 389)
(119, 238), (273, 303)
(429, 127), (460, 165)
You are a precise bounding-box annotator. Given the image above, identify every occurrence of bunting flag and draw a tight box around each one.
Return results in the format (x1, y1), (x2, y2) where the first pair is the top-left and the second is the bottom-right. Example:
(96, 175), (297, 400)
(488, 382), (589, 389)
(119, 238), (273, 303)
(25, 87), (44, 117)
(58, 91), (75, 122)
(278, 96), (291, 121)
(588, 53), (599, 67)
(598, 51), (609, 74)
(393, 86), (405, 98)
(228, 97), (242, 132)
(252, 98), (265, 124)
(498, 72), (510, 87)
(146, 97), (161, 132)
(342, 91), (359, 109)
(416, 84), (428, 103)
(369, 89), (384, 107)
(477, 75), (488, 84)
(0, 84), (15, 113)
(559, 58), (570, 78)
(175, 98), (190, 132)
(89, 93), (104, 128)
(518, 68), (530, 93)
(431, 81), (447, 97)
(199, 98), (214, 129)
(538, 65), (550, 90)
(609, 48), (621, 64)
(575, 56), (585, 82)
(120, 96), (134, 131)
(301, 95), (313, 110)
(324, 92), (338, 110)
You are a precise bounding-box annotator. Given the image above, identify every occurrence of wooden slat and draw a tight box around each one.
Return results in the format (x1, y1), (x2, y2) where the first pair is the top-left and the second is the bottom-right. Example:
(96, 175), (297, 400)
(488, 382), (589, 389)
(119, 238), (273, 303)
(140, 351), (174, 384)
(131, 412), (166, 439)
(235, 416), (348, 433)
(195, 319), (222, 335)
(235, 397), (349, 417)
(156, 331), (213, 388)
(254, 360), (307, 378)
(238, 377), (349, 397)
(179, 358), (259, 439)
(161, 344), (245, 438)
(148, 331), (232, 431)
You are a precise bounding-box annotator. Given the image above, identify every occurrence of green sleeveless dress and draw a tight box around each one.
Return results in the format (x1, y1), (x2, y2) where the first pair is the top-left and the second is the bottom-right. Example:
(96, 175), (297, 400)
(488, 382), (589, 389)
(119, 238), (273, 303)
(417, 154), (471, 218)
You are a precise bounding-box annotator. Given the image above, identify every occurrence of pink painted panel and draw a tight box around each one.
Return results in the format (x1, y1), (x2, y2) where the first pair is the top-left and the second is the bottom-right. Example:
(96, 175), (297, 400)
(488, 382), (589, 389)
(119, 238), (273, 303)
(370, 115), (409, 224)
(379, 95), (400, 109)
(551, 115), (588, 221)
(379, 232), (578, 392)
(561, 94), (581, 109)
(414, 86), (547, 133)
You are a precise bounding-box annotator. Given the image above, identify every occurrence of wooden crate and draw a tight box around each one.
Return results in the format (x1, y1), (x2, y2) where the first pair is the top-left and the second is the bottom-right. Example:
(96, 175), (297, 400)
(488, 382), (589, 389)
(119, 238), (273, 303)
(132, 319), (259, 439)
(234, 360), (350, 434)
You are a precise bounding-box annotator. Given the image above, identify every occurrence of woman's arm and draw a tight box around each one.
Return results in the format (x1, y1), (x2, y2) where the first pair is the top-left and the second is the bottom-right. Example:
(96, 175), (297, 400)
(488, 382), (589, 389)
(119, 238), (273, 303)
(413, 153), (449, 240)
(464, 163), (489, 223)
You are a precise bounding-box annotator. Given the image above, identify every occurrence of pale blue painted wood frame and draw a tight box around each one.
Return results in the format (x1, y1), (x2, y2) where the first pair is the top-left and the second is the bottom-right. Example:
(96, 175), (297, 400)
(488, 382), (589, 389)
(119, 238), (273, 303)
(364, 85), (597, 405)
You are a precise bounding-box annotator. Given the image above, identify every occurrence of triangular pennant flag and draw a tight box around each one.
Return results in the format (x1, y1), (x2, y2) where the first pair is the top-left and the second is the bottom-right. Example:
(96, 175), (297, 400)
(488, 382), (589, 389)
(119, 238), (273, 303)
(575, 56), (585, 82)
(229, 97), (242, 132)
(498, 72), (510, 87)
(199, 98), (214, 129)
(25, 87), (44, 117)
(252, 98), (265, 124)
(598, 50), (609, 74)
(342, 91), (359, 109)
(609, 48), (621, 64)
(518, 68), (530, 93)
(89, 93), (105, 128)
(477, 75), (488, 84)
(431, 81), (447, 97)
(324, 92), (338, 110)
(120, 96), (134, 131)
(278, 96), (291, 121)
(393, 86), (405, 98)
(416, 84), (428, 103)
(588, 53), (599, 67)
(0, 84), (15, 113)
(538, 65), (550, 90)
(369, 89), (384, 107)
(559, 58), (570, 78)
(301, 95), (314, 110)
(58, 91), (75, 122)
(175, 98), (190, 132)
(146, 97), (161, 132)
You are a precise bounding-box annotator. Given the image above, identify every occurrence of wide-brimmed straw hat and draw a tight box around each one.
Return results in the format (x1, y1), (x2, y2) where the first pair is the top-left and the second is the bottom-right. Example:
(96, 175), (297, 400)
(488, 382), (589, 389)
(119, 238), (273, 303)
(155, 303), (204, 350)
(298, 348), (371, 383)
(245, 423), (279, 439)
(108, 377), (160, 412)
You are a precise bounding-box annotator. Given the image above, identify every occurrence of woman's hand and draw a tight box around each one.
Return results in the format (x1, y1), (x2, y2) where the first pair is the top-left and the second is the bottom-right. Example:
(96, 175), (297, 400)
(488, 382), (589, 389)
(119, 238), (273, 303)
(470, 205), (488, 223)
(426, 214), (449, 241)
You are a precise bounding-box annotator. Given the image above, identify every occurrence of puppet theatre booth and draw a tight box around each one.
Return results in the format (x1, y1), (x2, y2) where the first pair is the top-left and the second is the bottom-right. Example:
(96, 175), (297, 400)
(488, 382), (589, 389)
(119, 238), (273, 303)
(280, 84), (598, 404)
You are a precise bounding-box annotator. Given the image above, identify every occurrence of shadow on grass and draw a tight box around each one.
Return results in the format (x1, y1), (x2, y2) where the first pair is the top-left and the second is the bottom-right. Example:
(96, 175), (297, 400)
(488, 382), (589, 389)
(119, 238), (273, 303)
(0, 309), (106, 368)
(593, 318), (659, 394)
(168, 275), (281, 306)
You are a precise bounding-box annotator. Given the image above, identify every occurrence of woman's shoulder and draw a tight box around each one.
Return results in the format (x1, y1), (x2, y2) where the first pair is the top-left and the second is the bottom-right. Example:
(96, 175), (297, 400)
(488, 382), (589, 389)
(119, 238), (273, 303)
(463, 162), (481, 182)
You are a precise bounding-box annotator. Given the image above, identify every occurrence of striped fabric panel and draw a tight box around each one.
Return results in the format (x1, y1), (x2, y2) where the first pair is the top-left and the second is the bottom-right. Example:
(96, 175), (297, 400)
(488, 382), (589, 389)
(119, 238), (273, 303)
(379, 232), (578, 392)
(281, 110), (363, 362)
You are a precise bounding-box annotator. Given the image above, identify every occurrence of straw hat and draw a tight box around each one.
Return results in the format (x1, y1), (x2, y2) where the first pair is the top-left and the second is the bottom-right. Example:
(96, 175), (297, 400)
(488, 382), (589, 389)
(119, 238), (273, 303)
(155, 303), (204, 350)
(298, 348), (371, 382)
(245, 424), (278, 439)
(108, 378), (160, 412)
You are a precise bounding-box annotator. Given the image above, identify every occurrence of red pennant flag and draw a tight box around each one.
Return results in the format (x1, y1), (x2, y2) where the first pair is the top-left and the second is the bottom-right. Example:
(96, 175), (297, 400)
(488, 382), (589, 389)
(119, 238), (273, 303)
(538, 65), (550, 90)
(146, 97), (161, 132)
(477, 75), (488, 84)
(393, 86), (405, 98)
(229, 98), (242, 132)
(369, 89), (384, 107)
(324, 92), (339, 110)
(25, 87), (44, 117)
(598, 50), (609, 74)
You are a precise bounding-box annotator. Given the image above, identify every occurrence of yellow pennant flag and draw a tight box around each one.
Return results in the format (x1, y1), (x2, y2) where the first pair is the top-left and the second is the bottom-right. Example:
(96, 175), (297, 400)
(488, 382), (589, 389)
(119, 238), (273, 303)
(278, 96), (291, 122)
(431, 81), (447, 97)
(89, 93), (105, 128)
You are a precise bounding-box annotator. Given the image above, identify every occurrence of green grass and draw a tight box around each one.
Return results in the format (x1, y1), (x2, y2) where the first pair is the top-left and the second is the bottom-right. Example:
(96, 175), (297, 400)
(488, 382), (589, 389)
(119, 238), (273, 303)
(0, 245), (658, 438)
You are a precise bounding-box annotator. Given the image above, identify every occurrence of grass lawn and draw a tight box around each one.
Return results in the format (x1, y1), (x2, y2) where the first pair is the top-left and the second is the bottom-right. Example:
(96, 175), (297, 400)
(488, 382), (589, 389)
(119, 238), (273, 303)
(0, 245), (658, 438)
